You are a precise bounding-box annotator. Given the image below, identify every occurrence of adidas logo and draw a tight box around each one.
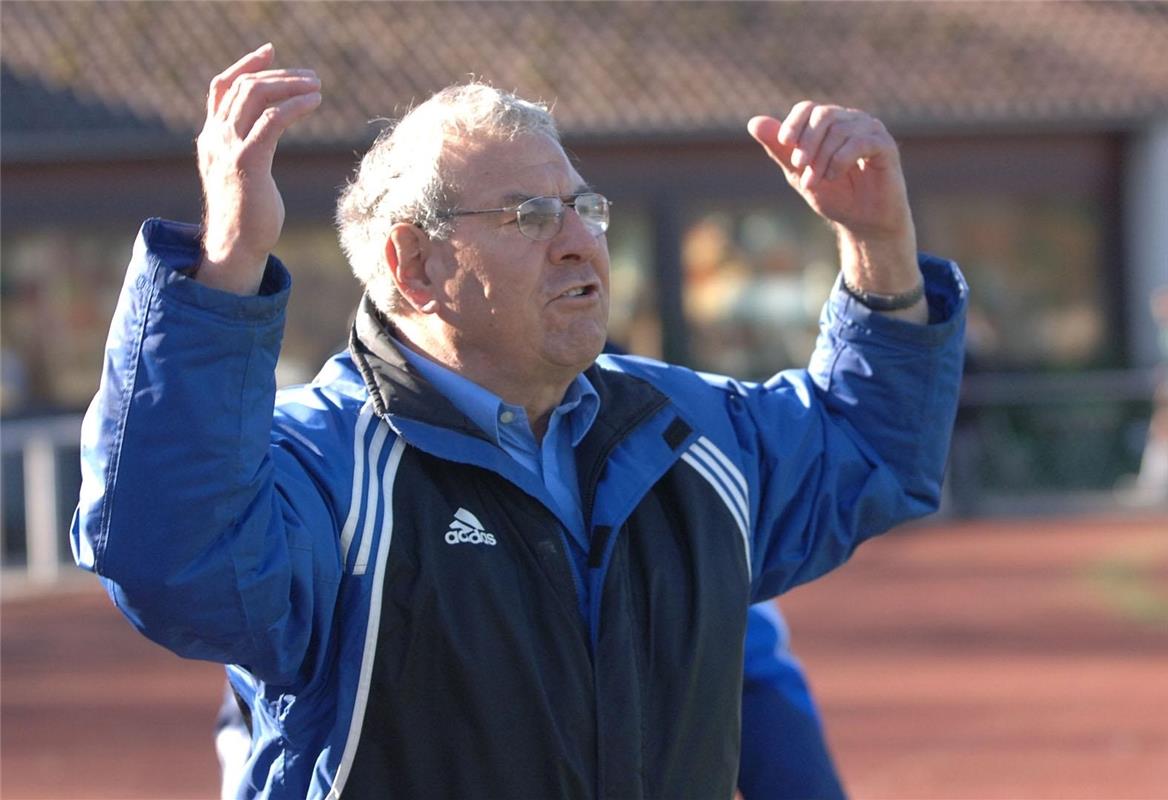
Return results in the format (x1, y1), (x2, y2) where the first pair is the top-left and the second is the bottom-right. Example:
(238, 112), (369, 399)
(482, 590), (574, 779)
(444, 507), (497, 546)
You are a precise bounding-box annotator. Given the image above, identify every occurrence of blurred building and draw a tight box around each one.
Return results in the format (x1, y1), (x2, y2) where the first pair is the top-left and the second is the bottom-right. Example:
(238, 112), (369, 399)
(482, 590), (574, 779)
(2, 0), (1166, 564)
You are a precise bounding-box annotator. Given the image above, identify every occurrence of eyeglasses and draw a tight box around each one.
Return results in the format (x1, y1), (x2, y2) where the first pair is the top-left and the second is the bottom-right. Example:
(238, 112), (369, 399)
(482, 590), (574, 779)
(437, 192), (611, 241)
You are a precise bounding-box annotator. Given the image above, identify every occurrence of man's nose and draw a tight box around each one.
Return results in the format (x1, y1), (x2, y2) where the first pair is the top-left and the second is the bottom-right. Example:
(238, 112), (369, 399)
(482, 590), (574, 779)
(548, 206), (601, 264)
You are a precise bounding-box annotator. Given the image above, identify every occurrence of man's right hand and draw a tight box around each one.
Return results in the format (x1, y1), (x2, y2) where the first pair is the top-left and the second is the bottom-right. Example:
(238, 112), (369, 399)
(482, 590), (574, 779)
(194, 44), (321, 295)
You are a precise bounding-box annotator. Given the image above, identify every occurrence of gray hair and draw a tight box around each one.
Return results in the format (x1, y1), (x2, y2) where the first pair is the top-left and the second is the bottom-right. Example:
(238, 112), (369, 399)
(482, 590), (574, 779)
(335, 83), (560, 315)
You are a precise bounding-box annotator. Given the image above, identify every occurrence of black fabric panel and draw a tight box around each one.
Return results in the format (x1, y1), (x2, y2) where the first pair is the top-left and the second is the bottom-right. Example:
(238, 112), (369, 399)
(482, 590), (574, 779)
(602, 465), (751, 799)
(343, 449), (594, 799)
(589, 525), (612, 568)
(661, 416), (692, 450)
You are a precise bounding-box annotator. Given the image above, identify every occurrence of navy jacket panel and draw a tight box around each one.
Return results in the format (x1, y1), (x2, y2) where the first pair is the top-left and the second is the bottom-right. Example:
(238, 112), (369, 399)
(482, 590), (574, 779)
(342, 448), (597, 799)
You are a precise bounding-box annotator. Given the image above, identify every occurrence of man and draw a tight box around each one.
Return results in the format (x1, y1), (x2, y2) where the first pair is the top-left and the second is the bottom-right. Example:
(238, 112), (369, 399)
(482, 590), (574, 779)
(74, 44), (965, 798)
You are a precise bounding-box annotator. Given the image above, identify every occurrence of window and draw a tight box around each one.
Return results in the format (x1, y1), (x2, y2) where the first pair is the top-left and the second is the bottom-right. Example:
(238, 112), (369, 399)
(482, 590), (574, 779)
(605, 206), (661, 358)
(680, 201), (836, 379)
(268, 226), (361, 387)
(917, 193), (1112, 370)
(0, 224), (360, 414)
(0, 229), (128, 413)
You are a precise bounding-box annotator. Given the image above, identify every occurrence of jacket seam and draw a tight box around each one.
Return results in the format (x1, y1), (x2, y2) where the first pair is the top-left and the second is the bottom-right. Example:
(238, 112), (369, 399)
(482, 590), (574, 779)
(821, 320), (846, 407)
(95, 269), (152, 576)
(626, 526), (650, 800)
(234, 325), (269, 664)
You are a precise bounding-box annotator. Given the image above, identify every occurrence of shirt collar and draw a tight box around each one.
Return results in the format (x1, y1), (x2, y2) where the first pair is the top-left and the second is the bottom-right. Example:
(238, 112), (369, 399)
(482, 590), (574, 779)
(560, 372), (600, 447)
(393, 335), (599, 447)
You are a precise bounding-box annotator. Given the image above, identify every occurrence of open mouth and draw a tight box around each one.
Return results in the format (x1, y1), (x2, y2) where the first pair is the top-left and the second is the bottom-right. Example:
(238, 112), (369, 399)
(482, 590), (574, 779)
(558, 284), (597, 299)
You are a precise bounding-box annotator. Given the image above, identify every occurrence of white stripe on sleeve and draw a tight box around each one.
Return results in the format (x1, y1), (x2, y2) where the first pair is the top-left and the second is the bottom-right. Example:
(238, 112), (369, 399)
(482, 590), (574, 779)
(681, 450), (752, 577)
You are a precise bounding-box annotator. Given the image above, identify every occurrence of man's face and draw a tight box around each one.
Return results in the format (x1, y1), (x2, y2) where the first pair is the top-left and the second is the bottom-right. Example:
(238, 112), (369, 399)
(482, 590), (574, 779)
(430, 133), (610, 389)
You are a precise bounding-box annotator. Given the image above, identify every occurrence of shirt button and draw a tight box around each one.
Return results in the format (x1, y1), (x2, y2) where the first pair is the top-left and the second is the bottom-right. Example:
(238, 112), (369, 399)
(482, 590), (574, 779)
(499, 410), (516, 424)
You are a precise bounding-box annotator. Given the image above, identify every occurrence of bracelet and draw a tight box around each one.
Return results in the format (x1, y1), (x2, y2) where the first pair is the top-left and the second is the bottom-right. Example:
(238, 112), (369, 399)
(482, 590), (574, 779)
(840, 273), (925, 311)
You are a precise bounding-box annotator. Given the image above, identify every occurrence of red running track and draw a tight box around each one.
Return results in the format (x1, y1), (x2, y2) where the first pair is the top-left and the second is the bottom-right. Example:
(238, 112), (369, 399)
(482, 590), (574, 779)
(3, 514), (1166, 799)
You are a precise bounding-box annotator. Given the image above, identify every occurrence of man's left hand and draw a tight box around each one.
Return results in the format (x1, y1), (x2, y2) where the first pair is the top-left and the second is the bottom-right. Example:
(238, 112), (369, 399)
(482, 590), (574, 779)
(748, 103), (912, 242)
(749, 103), (924, 318)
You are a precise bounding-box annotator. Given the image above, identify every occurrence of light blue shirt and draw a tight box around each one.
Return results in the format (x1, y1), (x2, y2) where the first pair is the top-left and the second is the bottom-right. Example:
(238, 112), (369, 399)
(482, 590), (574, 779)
(394, 339), (600, 561)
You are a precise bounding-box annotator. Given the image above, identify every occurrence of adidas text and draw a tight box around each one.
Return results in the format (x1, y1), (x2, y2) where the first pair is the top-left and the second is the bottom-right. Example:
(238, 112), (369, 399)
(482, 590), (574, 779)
(445, 507), (497, 546)
(444, 530), (497, 546)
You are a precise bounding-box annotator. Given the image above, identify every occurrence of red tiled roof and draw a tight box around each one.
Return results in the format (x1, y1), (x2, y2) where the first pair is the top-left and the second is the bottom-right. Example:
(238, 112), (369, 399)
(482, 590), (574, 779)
(3, 0), (1168, 155)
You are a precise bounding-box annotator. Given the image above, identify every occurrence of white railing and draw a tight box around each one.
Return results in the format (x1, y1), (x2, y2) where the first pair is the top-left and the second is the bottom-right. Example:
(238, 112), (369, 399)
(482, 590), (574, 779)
(0, 369), (1160, 591)
(1, 414), (83, 587)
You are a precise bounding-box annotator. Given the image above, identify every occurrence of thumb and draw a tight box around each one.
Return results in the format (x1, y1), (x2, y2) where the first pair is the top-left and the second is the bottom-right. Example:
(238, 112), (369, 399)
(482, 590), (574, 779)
(747, 115), (798, 183)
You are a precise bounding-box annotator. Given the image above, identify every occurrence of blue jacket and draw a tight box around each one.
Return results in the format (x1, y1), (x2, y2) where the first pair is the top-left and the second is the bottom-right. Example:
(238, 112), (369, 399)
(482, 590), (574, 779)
(74, 219), (966, 799)
(740, 603), (845, 800)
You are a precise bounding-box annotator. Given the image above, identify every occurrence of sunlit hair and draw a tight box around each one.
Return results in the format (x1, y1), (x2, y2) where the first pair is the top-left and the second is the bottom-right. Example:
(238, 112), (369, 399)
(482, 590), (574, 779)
(335, 83), (559, 315)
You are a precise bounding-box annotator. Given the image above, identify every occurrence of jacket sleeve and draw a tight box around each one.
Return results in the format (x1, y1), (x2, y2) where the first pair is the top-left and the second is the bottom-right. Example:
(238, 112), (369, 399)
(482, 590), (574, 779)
(71, 219), (343, 686)
(736, 254), (967, 600)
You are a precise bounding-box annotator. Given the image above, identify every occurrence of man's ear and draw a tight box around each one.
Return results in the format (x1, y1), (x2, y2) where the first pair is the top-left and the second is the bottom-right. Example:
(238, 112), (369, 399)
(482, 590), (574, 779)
(385, 223), (442, 314)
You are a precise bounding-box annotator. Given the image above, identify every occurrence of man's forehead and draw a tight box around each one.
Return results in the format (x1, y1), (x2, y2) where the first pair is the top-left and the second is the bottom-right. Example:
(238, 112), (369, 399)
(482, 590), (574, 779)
(449, 133), (588, 200)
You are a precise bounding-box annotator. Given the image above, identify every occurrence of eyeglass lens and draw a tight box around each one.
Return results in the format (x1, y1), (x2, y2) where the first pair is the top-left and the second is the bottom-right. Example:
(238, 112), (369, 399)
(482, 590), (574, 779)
(517, 194), (609, 241)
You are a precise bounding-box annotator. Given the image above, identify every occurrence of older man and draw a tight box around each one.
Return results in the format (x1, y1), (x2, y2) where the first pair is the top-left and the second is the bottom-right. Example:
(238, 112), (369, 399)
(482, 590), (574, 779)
(74, 44), (965, 799)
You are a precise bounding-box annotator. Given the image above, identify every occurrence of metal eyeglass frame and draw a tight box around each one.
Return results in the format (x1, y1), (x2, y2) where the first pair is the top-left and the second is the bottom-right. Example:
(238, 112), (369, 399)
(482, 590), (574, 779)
(436, 192), (611, 241)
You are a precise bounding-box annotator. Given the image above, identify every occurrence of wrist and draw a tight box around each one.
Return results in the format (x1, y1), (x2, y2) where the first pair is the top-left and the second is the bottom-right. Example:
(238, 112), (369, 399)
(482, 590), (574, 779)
(835, 224), (920, 296)
(196, 229), (268, 295)
(840, 272), (924, 311)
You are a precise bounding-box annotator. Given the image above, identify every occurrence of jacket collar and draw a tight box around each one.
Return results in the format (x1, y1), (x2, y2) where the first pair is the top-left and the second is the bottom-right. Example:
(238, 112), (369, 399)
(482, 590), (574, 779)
(348, 294), (487, 440)
(349, 294), (670, 453)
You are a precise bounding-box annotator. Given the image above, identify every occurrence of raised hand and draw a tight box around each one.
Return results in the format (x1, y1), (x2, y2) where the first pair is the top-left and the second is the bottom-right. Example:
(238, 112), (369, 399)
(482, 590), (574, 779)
(195, 44), (322, 295)
(748, 103), (923, 312)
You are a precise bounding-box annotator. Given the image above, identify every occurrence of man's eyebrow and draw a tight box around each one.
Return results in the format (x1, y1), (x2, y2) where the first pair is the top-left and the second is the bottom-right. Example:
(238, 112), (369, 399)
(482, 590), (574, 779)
(499, 185), (594, 205)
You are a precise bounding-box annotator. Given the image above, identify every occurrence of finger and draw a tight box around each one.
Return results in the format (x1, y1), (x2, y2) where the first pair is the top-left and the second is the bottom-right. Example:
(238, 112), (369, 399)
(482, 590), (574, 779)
(747, 115), (800, 188)
(207, 43), (275, 119)
(219, 69), (319, 120)
(224, 73), (322, 139)
(824, 134), (895, 182)
(806, 125), (850, 187)
(792, 104), (852, 175)
(245, 90), (323, 152)
(821, 115), (896, 180)
(780, 101), (817, 167)
(747, 115), (786, 164)
(777, 100), (815, 155)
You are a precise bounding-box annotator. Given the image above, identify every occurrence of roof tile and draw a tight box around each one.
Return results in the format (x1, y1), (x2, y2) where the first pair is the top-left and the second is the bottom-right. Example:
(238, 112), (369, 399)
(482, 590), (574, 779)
(3, 0), (1167, 155)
